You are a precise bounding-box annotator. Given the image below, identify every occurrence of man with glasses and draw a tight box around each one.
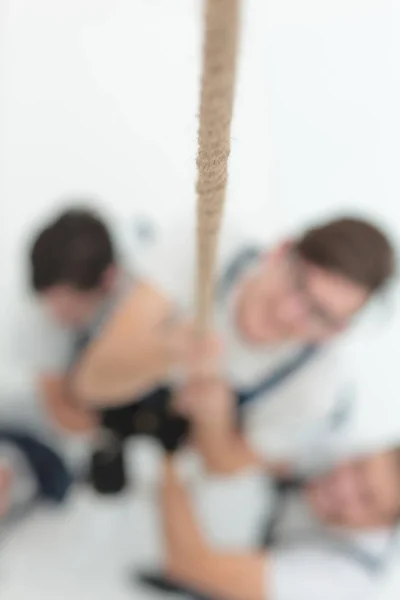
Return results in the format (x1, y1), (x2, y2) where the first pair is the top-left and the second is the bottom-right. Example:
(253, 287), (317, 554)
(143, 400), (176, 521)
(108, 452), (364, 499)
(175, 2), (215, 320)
(31, 209), (395, 482)
(169, 216), (395, 475)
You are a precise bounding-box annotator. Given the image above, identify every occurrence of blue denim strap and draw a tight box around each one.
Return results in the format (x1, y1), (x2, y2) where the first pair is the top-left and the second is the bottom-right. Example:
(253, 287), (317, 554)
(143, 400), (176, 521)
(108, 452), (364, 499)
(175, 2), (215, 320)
(218, 246), (319, 406)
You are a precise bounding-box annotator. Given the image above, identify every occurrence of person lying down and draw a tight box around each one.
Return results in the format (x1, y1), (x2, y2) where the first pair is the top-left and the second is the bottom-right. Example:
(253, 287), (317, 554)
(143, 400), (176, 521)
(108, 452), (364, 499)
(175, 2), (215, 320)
(143, 442), (400, 600)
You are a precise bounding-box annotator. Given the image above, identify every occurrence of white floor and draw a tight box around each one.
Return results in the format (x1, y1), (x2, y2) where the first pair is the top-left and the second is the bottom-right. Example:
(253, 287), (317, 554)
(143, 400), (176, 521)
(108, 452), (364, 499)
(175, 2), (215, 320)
(2, 440), (400, 600)
(0, 440), (269, 600)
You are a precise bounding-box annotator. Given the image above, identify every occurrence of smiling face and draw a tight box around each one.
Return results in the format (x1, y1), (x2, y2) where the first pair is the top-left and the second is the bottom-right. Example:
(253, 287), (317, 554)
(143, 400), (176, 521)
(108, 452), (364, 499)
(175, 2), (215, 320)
(306, 450), (400, 529)
(236, 244), (369, 344)
(236, 217), (394, 346)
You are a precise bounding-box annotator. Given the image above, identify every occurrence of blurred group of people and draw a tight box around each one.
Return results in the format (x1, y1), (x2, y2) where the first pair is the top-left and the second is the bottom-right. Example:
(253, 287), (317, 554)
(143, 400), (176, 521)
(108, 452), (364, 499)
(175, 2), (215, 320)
(0, 203), (399, 600)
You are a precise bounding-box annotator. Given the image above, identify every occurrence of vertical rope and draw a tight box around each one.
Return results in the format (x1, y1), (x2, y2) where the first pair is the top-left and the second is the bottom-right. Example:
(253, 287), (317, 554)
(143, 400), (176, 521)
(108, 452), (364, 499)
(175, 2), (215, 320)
(195, 0), (241, 334)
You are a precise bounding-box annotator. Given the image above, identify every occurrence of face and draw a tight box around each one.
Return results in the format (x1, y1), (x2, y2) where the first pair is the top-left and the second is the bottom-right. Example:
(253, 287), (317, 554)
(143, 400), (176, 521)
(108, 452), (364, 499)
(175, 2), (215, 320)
(236, 243), (369, 344)
(39, 266), (117, 329)
(40, 286), (105, 329)
(306, 451), (400, 529)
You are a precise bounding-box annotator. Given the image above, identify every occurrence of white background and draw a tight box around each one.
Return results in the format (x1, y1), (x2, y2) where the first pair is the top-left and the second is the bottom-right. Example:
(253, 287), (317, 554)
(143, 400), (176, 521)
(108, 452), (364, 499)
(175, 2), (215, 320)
(0, 1), (400, 597)
(1, 0), (399, 448)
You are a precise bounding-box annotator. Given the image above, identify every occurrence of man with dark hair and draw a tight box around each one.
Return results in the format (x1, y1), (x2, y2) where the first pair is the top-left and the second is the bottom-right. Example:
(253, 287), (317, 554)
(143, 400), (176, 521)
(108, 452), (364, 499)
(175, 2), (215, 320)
(31, 209), (116, 328)
(30, 207), (395, 485)
(29, 209), (121, 435)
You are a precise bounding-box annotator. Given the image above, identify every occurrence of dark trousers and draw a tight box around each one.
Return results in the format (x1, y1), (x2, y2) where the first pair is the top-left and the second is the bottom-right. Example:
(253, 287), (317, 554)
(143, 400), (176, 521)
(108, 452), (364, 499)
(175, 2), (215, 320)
(89, 387), (190, 494)
(0, 428), (72, 502)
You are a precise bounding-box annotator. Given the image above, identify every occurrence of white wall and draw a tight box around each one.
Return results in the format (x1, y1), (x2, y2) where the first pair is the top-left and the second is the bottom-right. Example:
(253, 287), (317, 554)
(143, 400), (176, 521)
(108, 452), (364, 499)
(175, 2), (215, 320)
(0, 0), (399, 437)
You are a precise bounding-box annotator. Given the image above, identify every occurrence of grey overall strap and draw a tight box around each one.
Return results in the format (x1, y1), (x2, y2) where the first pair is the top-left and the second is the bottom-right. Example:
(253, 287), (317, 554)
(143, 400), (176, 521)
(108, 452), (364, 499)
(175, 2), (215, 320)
(260, 478), (305, 547)
(218, 246), (319, 407)
(217, 245), (262, 299)
(237, 345), (318, 406)
(70, 270), (135, 369)
(219, 247), (353, 432)
(70, 293), (117, 366)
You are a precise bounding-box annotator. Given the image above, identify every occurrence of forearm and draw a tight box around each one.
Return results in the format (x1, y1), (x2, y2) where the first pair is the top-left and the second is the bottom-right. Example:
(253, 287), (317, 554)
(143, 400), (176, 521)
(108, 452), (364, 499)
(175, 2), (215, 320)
(175, 378), (261, 475)
(162, 457), (209, 575)
(194, 422), (260, 474)
(161, 458), (266, 600)
(39, 374), (97, 433)
(196, 428), (292, 479)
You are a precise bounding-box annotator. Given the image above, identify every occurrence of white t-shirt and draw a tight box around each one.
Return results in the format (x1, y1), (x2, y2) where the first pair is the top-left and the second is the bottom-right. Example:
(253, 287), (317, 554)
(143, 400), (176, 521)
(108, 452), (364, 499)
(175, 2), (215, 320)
(132, 210), (346, 466)
(269, 488), (391, 600)
(216, 286), (343, 465)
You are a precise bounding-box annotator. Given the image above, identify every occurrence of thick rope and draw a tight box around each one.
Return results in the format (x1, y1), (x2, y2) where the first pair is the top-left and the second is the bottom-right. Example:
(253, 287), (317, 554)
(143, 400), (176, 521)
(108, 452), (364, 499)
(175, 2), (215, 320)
(195, 0), (241, 334)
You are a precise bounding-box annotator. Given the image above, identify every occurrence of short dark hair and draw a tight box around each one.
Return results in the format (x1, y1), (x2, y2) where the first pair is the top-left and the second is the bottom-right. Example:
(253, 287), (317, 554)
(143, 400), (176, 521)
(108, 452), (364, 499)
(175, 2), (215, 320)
(30, 208), (115, 292)
(295, 217), (395, 294)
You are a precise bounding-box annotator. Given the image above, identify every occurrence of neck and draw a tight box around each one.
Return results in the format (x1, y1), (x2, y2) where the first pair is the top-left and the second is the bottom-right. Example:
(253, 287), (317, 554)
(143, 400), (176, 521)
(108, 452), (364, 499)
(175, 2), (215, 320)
(79, 289), (114, 330)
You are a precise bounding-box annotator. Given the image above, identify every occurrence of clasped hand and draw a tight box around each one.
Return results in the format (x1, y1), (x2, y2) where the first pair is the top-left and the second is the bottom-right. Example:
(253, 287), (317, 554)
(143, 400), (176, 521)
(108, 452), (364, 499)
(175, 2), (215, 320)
(171, 325), (234, 421)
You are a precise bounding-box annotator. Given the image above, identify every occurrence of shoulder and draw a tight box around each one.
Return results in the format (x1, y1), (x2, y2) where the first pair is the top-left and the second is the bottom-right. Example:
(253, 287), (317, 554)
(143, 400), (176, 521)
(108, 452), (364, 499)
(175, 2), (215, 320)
(116, 210), (251, 310)
(117, 210), (195, 308)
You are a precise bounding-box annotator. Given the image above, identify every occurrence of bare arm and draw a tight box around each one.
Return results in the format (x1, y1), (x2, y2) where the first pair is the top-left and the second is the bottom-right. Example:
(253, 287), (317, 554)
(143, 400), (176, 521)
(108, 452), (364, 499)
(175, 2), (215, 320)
(162, 457), (267, 600)
(194, 410), (261, 474)
(38, 373), (98, 433)
(175, 379), (289, 477)
(71, 282), (183, 407)
(194, 417), (289, 477)
(162, 459), (372, 600)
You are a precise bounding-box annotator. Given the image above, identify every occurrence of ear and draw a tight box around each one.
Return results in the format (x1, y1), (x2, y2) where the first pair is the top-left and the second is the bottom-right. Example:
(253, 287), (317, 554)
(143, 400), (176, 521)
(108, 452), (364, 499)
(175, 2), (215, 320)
(269, 239), (294, 262)
(101, 264), (118, 292)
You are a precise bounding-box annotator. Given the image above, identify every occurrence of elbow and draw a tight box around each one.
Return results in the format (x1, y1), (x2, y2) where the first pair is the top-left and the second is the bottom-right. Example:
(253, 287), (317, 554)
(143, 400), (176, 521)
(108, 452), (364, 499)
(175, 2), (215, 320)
(70, 365), (103, 407)
(164, 551), (183, 583)
(165, 545), (211, 586)
(165, 553), (198, 587)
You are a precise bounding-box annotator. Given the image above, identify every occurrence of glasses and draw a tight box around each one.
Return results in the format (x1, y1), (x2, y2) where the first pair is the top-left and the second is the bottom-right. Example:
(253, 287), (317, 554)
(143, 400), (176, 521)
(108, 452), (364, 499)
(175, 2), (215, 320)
(286, 251), (349, 333)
